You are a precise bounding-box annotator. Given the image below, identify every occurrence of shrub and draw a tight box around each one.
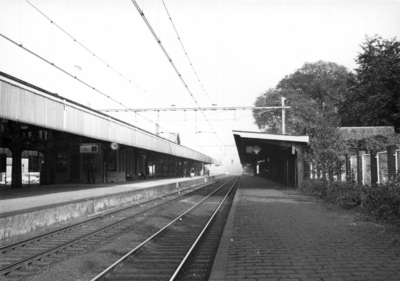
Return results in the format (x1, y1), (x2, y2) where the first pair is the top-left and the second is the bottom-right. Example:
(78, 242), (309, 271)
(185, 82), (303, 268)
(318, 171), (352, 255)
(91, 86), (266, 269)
(301, 179), (327, 197)
(328, 181), (362, 208)
(363, 181), (400, 220)
(301, 178), (400, 221)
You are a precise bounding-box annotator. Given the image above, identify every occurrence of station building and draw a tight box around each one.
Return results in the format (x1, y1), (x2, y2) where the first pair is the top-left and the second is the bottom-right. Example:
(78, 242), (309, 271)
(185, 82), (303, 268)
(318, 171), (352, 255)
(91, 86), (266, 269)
(0, 72), (220, 188)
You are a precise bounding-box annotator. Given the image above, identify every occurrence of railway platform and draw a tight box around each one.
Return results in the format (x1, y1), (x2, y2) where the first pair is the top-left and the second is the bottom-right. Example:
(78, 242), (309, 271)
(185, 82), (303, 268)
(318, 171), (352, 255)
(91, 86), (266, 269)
(210, 175), (400, 281)
(0, 175), (224, 240)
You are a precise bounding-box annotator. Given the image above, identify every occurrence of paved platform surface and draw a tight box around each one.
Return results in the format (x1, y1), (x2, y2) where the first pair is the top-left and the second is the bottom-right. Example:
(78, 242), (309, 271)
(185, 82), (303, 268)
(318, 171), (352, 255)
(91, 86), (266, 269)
(0, 176), (205, 215)
(210, 175), (400, 281)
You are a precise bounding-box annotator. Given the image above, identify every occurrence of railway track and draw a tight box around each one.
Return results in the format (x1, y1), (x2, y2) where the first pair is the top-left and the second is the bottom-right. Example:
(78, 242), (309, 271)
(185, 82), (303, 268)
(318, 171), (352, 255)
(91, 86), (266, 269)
(0, 177), (232, 280)
(91, 176), (239, 281)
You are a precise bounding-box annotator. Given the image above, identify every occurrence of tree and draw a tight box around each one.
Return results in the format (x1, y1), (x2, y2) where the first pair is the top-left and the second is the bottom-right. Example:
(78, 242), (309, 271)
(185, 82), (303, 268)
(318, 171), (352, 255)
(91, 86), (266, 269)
(253, 61), (353, 135)
(253, 61), (353, 186)
(253, 88), (302, 134)
(276, 61), (353, 107)
(300, 103), (347, 184)
(340, 36), (400, 130)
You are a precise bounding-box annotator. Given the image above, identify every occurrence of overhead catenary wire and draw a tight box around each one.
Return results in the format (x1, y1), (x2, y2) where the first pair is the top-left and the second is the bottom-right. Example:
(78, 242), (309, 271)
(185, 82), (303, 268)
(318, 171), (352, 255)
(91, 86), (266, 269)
(25, 0), (169, 106)
(1, 30), (216, 156)
(161, 0), (214, 105)
(25, 0), (230, 155)
(130, 0), (228, 152)
(0, 32), (174, 136)
(133, 109), (275, 155)
(135, 108), (275, 122)
(2, 5), (222, 159)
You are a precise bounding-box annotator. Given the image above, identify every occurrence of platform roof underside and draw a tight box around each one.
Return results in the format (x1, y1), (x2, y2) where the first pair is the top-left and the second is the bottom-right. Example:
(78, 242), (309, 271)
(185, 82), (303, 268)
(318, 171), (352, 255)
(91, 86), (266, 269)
(233, 130), (309, 165)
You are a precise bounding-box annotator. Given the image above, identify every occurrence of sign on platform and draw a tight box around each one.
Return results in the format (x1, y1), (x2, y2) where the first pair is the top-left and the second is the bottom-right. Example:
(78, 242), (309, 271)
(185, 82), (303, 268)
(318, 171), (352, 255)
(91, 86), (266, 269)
(246, 146), (253, 153)
(253, 145), (261, 154)
(80, 144), (100, 153)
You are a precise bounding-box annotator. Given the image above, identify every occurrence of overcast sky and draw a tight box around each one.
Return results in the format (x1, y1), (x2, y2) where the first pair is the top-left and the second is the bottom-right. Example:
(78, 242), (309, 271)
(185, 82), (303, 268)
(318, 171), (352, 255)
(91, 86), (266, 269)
(1, 0), (400, 162)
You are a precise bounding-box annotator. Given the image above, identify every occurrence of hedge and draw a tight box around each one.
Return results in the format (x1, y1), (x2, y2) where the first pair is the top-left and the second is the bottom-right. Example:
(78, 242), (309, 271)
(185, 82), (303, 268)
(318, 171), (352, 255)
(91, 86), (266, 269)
(300, 178), (400, 221)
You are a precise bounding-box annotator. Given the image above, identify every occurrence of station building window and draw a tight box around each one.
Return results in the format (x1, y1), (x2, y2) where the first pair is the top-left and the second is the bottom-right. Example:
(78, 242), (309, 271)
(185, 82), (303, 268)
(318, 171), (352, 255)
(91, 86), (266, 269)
(39, 130), (48, 140)
(56, 152), (67, 172)
(28, 156), (41, 172)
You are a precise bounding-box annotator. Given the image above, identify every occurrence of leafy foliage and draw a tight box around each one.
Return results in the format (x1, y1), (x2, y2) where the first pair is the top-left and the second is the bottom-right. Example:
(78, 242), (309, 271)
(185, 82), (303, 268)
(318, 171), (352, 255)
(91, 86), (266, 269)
(346, 133), (400, 152)
(253, 61), (354, 180)
(276, 61), (353, 107)
(340, 36), (400, 129)
(301, 178), (400, 221)
(253, 61), (353, 136)
(253, 88), (306, 135)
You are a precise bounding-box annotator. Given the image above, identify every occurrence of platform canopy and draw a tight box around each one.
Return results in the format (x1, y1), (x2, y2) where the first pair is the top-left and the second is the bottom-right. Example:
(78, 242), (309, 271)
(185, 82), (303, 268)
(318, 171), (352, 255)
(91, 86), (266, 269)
(0, 71), (219, 165)
(233, 130), (309, 165)
(233, 130), (309, 187)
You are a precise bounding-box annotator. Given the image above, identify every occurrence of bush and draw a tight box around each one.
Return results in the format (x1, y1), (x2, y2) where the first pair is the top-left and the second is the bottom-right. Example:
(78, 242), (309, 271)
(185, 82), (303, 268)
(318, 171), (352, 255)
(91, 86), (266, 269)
(301, 179), (328, 197)
(301, 178), (400, 221)
(329, 181), (362, 208)
(363, 181), (400, 220)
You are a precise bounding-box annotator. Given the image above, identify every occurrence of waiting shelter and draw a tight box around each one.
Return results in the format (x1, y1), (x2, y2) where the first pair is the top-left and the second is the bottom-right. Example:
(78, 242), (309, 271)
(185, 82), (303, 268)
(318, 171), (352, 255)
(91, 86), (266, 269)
(233, 130), (309, 188)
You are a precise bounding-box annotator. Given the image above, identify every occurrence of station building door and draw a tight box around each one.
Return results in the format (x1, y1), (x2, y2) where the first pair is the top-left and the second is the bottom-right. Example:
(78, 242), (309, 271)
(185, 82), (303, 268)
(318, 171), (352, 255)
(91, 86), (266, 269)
(70, 154), (80, 181)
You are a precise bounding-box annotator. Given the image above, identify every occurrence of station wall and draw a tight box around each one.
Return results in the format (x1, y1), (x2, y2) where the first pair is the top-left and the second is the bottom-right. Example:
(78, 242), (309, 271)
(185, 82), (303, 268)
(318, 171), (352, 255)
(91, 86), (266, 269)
(307, 145), (400, 185)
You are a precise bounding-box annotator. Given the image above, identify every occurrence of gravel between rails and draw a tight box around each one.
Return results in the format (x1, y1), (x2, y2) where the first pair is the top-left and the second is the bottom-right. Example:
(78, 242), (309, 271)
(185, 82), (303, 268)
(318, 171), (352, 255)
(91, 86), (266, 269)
(9, 179), (232, 281)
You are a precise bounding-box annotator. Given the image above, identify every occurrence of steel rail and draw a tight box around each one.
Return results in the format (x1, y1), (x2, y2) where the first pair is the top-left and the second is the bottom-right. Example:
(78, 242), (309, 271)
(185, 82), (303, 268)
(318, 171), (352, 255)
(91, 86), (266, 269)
(90, 176), (236, 281)
(0, 177), (228, 276)
(169, 176), (239, 280)
(0, 178), (216, 253)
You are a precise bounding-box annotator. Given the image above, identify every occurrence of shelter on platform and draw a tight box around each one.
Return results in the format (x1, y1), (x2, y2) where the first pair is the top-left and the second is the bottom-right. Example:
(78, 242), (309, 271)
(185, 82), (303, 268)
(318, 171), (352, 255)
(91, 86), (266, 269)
(0, 72), (220, 188)
(233, 130), (309, 188)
